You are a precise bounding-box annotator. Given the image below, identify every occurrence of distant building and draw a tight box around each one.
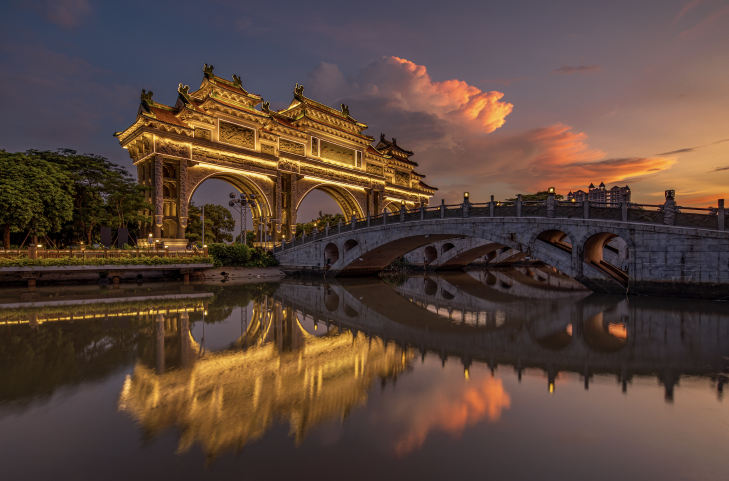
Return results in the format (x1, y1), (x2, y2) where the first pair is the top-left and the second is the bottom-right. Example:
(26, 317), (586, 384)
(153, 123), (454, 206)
(567, 182), (631, 204)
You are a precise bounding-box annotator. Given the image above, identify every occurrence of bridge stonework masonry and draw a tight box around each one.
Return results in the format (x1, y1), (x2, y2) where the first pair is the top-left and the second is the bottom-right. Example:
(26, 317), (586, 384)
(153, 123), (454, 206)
(274, 193), (729, 298)
(115, 64), (436, 248)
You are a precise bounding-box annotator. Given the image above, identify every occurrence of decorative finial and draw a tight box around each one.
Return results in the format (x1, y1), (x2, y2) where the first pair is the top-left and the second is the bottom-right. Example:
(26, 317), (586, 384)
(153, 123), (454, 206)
(178, 84), (190, 96)
(380, 133), (385, 141)
(262, 100), (271, 113)
(232, 74), (242, 88)
(392, 137), (397, 145)
(294, 83), (304, 97)
(203, 63), (214, 78)
(140, 89), (154, 105)
(341, 104), (350, 116)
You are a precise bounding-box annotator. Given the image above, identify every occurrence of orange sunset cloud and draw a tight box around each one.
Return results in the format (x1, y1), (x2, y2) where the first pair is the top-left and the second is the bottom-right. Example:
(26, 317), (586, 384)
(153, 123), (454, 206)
(392, 374), (511, 456)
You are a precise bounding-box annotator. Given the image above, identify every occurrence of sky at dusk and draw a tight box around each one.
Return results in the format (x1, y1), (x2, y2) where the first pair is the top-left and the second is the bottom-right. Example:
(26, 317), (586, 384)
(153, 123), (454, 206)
(1, 0), (728, 224)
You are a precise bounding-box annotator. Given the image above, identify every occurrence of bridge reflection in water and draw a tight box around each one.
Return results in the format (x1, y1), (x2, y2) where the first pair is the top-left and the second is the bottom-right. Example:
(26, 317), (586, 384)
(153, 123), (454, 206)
(106, 268), (729, 461)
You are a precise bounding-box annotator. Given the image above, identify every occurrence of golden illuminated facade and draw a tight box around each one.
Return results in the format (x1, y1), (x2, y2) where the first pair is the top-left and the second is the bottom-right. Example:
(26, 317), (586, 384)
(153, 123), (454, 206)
(114, 64), (438, 244)
(118, 297), (415, 459)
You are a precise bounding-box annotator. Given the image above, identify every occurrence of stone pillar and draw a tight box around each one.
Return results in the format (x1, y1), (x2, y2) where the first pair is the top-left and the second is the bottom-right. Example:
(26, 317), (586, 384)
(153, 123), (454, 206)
(440, 199), (445, 219)
(490, 195), (495, 217)
(177, 159), (188, 239)
(400, 205), (406, 222)
(663, 190), (676, 226)
(154, 156), (163, 238)
(463, 199), (470, 218)
(516, 194), (522, 217)
(275, 173), (283, 242)
(621, 201), (628, 222)
(290, 174), (298, 228)
(583, 198), (590, 219)
(546, 192), (556, 218)
(718, 199), (725, 231)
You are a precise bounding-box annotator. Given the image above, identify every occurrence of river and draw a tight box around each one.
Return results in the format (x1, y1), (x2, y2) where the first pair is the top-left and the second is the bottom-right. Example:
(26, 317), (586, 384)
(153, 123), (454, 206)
(0, 267), (727, 480)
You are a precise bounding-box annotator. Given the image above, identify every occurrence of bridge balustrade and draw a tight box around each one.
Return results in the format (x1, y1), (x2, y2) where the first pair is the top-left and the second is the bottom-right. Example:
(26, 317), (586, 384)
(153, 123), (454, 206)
(273, 197), (727, 253)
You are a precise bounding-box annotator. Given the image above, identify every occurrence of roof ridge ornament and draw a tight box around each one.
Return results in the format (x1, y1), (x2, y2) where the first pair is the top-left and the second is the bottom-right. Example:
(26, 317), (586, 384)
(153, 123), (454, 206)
(262, 101), (271, 113)
(178, 84), (193, 106)
(140, 89), (154, 105)
(294, 83), (304, 98)
(232, 74), (243, 88)
(341, 104), (350, 117)
(204, 63), (214, 79)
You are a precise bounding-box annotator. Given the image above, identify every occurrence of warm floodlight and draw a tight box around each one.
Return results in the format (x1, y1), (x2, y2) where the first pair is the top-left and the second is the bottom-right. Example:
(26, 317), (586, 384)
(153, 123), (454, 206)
(548, 187), (555, 194)
(464, 192), (470, 199)
(571, 198), (576, 203)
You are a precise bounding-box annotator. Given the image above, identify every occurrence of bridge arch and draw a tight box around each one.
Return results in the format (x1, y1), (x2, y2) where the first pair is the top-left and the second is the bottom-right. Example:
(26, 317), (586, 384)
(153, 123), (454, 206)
(324, 243), (339, 266)
(577, 227), (635, 283)
(296, 182), (365, 220)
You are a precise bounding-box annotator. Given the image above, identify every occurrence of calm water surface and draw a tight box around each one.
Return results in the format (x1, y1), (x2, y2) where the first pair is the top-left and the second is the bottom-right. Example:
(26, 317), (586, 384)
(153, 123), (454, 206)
(0, 267), (727, 481)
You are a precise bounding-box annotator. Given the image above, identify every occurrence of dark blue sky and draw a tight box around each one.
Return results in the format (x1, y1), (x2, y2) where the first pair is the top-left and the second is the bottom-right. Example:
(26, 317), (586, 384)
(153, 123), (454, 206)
(2, 0), (728, 224)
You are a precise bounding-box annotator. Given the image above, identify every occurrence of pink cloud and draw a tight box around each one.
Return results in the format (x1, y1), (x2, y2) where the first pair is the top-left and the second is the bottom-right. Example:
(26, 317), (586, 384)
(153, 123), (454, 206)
(675, 0), (704, 25)
(305, 56), (675, 202)
(679, 5), (729, 38)
(26, 0), (91, 28)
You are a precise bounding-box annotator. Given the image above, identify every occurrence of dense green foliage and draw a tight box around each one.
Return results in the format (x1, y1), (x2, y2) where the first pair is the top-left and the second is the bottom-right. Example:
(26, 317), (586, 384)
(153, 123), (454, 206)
(295, 211), (346, 237)
(0, 149), (152, 248)
(0, 151), (75, 248)
(0, 256), (210, 268)
(207, 243), (278, 268)
(186, 203), (235, 244)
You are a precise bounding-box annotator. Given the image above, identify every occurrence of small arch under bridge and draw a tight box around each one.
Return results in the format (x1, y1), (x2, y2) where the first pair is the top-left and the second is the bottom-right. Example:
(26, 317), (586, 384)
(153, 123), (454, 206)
(273, 204), (729, 298)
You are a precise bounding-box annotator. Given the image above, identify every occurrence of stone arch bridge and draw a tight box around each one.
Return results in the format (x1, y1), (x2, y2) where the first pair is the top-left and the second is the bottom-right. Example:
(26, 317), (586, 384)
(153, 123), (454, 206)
(274, 196), (729, 298)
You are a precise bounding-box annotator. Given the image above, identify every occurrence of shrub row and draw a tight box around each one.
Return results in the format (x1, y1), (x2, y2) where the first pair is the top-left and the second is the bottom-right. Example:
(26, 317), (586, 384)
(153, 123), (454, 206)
(207, 244), (278, 268)
(0, 256), (211, 268)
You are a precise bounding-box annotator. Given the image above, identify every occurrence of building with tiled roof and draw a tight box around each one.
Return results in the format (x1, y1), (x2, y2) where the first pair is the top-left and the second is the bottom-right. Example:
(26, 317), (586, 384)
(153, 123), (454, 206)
(114, 64), (438, 244)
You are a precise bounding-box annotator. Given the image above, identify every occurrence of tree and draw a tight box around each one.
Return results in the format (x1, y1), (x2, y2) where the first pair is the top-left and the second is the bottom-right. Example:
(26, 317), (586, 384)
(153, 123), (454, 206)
(0, 151), (74, 248)
(29, 149), (151, 245)
(198, 204), (235, 243)
(295, 211), (345, 237)
(506, 190), (564, 202)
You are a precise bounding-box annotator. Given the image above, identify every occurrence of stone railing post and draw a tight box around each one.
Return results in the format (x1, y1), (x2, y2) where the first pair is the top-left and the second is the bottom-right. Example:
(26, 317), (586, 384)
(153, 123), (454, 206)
(516, 194), (522, 217)
(400, 205), (406, 223)
(490, 195), (495, 217)
(583, 199), (590, 219)
(463, 200), (470, 218)
(383, 210), (388, 225)
(338, 219), (342, 234)
(352, 214), (357, 230)
(420, 205), (424, 221)
(440, 199), (445, 219)
(325, 222), (329, 237)
(367, 213), (371, 228)
(719, 199), (725, 231)
(621, 201), (628, 222)
(546, 192), (556, 218)
(663, 190), (676, 226)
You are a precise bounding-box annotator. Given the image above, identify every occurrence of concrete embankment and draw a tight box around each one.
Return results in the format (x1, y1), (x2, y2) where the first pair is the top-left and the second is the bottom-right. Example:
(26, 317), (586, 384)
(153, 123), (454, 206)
(0, 264), (213, 286)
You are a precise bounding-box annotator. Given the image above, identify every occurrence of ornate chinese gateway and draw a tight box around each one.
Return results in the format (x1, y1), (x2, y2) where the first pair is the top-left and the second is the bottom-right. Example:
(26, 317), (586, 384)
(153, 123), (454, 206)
(114, 64), (438, 244)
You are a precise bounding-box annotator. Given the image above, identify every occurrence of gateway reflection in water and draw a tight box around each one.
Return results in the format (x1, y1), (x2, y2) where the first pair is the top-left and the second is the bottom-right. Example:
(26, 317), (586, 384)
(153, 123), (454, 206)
(0, 268), (727, 480)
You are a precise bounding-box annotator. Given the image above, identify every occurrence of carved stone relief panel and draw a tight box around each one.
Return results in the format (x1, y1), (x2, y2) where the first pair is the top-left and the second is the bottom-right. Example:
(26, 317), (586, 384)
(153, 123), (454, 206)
(278, 159), (299, 173)
(279, 138), (305, 156)
(194, 128), (211, 141)
(261, 144), (275, 155)
(156, 138), (191, 159)
(320, 139), (355, 166)
(219, 121), (255, 149)
(366, 163), (384, 176)
(395, 171), (410, 186)
(311, 137), (319, 157)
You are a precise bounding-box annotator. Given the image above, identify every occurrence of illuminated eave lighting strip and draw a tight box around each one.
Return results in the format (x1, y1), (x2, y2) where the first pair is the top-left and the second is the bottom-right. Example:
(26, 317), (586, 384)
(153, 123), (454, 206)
(302, 176), (367, 191)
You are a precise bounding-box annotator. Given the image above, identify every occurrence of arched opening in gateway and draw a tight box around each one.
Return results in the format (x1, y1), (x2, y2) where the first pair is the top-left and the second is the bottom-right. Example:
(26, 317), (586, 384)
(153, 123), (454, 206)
(441, 243), (455, 254)
(188, 175), (272, 246)
(296, 184), (365, 229)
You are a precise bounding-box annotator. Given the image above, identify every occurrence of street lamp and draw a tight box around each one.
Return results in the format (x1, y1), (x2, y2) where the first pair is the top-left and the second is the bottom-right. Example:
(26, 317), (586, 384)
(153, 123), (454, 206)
(228, 192), (258, 245)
